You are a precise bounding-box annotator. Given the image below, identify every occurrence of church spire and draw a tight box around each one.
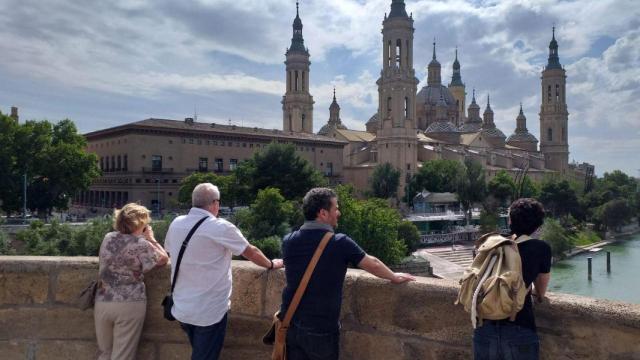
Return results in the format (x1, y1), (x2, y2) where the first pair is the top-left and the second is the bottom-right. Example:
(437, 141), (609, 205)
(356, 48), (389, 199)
(450, 46), (463, 86)
(546, 26), (561, 70)
(288, 1), (307, 54)
(388, 0), (408, 19)
(427, 38), (442, 86)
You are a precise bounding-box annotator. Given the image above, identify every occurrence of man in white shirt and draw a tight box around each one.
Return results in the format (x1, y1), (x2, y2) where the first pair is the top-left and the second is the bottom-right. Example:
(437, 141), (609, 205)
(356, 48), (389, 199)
(164, 183), (283, 360)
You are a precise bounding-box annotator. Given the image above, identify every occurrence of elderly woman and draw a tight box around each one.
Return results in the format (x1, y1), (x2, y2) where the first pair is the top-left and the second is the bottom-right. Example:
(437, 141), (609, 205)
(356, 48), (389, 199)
(94, 203), (169, 360)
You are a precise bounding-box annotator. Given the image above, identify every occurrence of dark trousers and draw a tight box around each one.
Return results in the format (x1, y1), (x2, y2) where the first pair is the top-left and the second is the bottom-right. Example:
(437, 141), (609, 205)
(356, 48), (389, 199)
(286, 320), (340, 360)
(473, 321), (539, 360)
(180, 313), (228, 360)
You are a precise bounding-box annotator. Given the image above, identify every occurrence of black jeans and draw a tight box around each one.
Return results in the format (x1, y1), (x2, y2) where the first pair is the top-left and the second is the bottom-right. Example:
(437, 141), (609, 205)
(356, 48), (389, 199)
(180, 313), (228, 360)
(286, 320), (340, 360)
(473, 320), (539, 360)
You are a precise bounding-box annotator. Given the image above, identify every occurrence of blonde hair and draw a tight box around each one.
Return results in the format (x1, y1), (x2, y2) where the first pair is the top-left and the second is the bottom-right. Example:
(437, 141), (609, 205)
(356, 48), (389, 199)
(113, 203), (151, 234)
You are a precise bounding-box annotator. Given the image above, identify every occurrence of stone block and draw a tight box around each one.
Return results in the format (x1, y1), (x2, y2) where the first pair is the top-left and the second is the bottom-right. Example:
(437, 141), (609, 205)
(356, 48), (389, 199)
(36, 340), (97, 360)
(263, 269), (286, 317)
(55, 264), (98, 304)
(136, 341), (157, 360)
(0, 340), (29, 360)
(220, 346), (272, 360)
(0, 307), (95, 340)
(158, 343), (192, 360)
(0, 271), (49, 305)
(141, 310), (186, 343)
(340, 331), (404, 360)
(230, 263), (265, 316)
(225, 314), (272, 348)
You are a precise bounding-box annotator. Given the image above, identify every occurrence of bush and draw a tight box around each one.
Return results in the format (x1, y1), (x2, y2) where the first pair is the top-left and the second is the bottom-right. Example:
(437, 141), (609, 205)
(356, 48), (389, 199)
(251, 236), (282, 259)
(569, 229), (601, 247)
(70, 217), (113, 256)
(0, 228), (14, 255)
(540, 218), (572, 259)
(397, 221), (421, 255)
(479, 210), (500, 234)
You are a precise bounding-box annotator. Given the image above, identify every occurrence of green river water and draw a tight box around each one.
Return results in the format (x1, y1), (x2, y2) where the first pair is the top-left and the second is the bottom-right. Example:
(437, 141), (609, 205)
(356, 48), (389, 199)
(550, 232), (640, 304)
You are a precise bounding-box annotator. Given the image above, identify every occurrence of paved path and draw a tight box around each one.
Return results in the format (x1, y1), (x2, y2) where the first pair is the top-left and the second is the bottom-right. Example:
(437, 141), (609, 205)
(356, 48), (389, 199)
(415, 243), (476, 280)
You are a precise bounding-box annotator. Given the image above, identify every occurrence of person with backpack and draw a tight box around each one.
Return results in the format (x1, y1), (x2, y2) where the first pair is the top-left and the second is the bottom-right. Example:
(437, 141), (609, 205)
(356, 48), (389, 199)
(468, 198), (551, 360)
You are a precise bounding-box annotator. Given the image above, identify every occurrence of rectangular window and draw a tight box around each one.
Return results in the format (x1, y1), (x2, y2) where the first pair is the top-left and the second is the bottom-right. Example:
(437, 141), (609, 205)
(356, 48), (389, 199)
(199, 157), (208, 172)
(229, 159), (238, 171)
(325, 162), (333, 176)
(123, 155), (128, 171)
(152, 155), (163, 171)
(215, 158), (223, 172)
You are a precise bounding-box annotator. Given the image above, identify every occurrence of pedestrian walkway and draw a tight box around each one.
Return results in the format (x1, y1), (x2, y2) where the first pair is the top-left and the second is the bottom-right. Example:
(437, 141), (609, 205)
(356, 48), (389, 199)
(414, 243), (475, 280)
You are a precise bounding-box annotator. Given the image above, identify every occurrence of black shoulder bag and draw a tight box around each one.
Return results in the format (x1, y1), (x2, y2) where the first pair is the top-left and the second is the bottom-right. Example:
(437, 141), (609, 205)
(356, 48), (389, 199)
(162, 216), (208, 321)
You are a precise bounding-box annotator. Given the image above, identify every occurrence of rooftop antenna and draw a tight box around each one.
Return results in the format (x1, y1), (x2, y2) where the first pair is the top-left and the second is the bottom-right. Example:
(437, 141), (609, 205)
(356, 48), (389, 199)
(228, 118), (232, 126)
(194, 103), (198, 122)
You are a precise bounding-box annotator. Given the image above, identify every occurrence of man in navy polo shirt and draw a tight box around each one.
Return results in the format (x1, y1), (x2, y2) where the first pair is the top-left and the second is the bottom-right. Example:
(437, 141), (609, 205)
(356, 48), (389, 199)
(280, 187), (415, 360)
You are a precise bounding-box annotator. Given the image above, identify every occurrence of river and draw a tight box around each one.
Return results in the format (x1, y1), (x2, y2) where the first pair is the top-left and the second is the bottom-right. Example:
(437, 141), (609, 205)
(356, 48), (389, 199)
(550, 232), (640, 304)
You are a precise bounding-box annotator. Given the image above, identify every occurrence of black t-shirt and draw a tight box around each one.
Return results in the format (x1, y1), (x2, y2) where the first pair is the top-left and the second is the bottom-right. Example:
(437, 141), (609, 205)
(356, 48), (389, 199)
(279, 228), (366, 332)
(512, 238), (552, 330)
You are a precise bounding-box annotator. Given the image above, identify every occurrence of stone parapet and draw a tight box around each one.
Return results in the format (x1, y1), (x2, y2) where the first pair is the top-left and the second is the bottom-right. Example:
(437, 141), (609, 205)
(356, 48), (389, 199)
(1, 256), (639, 359)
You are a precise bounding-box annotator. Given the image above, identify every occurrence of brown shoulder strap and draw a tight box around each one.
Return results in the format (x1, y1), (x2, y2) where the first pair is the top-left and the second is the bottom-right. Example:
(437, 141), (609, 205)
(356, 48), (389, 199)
(282, 231), (334, 327)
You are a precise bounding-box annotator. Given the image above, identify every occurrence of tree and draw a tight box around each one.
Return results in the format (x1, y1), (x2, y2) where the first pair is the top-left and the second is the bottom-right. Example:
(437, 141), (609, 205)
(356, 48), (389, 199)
(178, 172), (239, 208)
(234, 188), (294, 241)
(335, 185), (406, 265)
(540, 218), (572, 259)
(487, 170), (516, 207)
(0, 117), (100, 216)
(369, 163), (401, 199)
(539, 179), (580, 220)
(457, 158), (486, 225)
(407, 160), (465, 198)
(235, 142), (326, 201)
(397, 220), (421, 255)
(519, 176), (541, 199)
(598, 199), (632, 232)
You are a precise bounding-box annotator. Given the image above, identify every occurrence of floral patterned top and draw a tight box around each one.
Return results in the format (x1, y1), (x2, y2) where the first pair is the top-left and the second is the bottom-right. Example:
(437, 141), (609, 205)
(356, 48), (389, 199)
(95, 231), (161, 302)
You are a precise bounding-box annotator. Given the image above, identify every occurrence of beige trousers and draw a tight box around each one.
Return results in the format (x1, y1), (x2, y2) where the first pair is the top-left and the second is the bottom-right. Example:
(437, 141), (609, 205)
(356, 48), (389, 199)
(94, 301), (147, 360)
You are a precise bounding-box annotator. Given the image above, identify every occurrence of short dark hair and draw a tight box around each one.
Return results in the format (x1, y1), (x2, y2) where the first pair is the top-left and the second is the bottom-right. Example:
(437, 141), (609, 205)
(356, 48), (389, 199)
(509, 198), (545, 236)
(302, 188), (337, 221)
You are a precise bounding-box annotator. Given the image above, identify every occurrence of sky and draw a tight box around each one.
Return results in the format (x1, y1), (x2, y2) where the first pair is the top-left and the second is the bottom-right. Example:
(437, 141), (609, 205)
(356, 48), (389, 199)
(0, 0), (638, 177)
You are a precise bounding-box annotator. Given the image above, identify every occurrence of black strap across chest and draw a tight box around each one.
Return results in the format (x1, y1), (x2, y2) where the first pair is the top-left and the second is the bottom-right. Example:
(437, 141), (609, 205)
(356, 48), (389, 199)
(170, 216), (208, 294)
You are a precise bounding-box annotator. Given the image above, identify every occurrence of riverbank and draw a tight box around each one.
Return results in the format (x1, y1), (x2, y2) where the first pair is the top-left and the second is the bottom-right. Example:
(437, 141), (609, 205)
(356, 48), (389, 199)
(562, 222), (639, 260)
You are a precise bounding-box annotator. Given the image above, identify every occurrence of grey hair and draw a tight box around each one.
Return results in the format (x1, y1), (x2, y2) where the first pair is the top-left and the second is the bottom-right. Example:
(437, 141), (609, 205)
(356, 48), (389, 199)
(192, 183), (220, 208)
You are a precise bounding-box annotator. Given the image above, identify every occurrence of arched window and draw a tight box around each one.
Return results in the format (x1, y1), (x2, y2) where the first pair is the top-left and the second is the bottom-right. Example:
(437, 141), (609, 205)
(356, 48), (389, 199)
(289, 115), (292, 131)
(555, 84), (560, 102)
(301, 114), (306, 130)
(396, 39), (402, 67)
(387, 41), (392, 67)
(387, 97), (392, 114)
(547, 85), (551, 102)
(295, 71), (299, 91)
(302, 71), (305, 91)
(547, 128), (553, 141)
(117, 155), (121, 171)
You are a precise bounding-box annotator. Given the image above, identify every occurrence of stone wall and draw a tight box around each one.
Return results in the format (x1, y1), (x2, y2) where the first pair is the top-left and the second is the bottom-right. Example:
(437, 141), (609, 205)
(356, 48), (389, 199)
(1, 256), (639, 359)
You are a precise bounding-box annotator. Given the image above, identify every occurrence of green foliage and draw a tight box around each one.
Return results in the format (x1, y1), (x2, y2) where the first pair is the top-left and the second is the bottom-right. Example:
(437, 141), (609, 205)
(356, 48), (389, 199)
(479, 210), (500, 234)
(0, 115), (100, 216)
(457, 158), (486, 224)
(235, 188), (294, 241)
(569, 229), (601, 247)
(70, 217), (113, 256)
(369, 163), (401, 199)
(519, 176), (541, 199)
(487, 170), (516, 207)
(151, 214), (176, 246)
(539, 178), (580, 220)
(405, 160), (465, 203)
(335, 185), (406, 265)
(250, 236), (282, 259)
(597, 199), (633, 232)
(0, 228), (14, 255)
(540, 218), (572, 259)
(235, 142), (326, 201)
(397, 220), (421, 254)
(178, 172), (240, 208)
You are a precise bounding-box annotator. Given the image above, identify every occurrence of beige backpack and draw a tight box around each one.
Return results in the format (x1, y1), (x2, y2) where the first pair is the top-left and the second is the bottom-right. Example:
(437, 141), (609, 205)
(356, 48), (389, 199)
(455, 233), (532, 328)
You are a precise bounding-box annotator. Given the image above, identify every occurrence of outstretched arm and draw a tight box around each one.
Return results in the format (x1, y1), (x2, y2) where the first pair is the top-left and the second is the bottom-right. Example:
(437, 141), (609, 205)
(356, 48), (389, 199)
(533, 272), (550, 302)
(241, 245), (284, 270)
(357, 255), (415, 283)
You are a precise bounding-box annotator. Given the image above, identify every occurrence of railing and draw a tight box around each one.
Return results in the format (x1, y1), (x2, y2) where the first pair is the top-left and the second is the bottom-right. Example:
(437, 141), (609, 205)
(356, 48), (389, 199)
(141, 167), (174, 173)
(420, 230), (480, 244)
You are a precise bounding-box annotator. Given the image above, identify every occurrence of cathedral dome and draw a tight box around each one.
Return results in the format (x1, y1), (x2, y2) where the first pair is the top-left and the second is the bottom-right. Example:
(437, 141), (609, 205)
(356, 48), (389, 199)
(318, 122), (347, 136)
(458, 120), (482, 133)
(416, 85), (457, 106)
(366, 113), (379, 125)
(425, 121), (458, 133)
(482, 127), (507, 140)
(506, 131), (538, 143)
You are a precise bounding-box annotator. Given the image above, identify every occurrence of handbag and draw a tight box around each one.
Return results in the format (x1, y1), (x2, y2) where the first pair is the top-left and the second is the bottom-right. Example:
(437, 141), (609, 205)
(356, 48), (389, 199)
(263, 231), (334, 360)
(162, 216), (209, 321)
(77, 279), (99, 310)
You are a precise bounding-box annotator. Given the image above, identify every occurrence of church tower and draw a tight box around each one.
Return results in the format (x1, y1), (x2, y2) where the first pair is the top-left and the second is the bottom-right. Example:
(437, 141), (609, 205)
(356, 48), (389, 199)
(282, 2), (314, 133)
(376, 0), (419, 197)
(448, 48), (466, 126)
(539, 27), (569, 173)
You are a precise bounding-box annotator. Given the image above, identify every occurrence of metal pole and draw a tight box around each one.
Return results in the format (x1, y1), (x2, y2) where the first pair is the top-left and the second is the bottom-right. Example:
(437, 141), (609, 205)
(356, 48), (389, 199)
(23, 173), (27, 220)
(588, 257), (592, 281)
(606, 251), (611, 273)
(156, 179), (160, 216)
